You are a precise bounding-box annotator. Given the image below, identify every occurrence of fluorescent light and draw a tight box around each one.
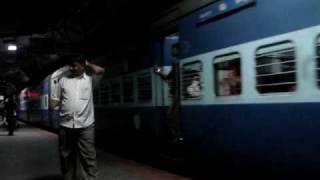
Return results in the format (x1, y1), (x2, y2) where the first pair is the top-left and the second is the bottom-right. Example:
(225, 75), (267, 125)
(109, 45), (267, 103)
(8, 44), (17, 51)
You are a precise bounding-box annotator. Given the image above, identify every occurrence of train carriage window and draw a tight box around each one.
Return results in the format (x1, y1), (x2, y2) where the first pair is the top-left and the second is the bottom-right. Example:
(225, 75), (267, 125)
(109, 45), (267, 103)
(316, 38), (320, 87)
(256, 41), (296, 93)
(123, 77), (134, 103)
(111, 81), (121, 103)
(100, 82), (109, 104)
(214, 53), (241, 96)
(137, 72), (152, 102)
(182, 61), (202, 100)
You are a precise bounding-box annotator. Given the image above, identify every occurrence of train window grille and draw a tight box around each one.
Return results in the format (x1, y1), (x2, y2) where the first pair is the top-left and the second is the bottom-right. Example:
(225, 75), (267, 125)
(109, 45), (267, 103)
(181, 61), (203, 100)
(110, 81), (121, 103)
(256, 41), (296, 93)
(316, 40), (320, 87)
(123, 77), (134, 103)
(213, 53), (241, 96)
(137, 72), (152, 102)
(99, 82), (109, 104)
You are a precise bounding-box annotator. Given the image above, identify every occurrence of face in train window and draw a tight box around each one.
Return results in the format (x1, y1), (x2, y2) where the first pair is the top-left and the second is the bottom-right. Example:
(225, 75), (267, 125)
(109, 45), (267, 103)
(255, 41), (296, 93)
(181, 61), (202, 100)
(214, 53), (241, 97)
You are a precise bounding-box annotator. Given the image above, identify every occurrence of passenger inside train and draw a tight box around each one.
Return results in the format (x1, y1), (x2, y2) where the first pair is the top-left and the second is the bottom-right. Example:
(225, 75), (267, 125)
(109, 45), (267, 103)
(216, 64), (241, 96)
(224, 67), (241, 95)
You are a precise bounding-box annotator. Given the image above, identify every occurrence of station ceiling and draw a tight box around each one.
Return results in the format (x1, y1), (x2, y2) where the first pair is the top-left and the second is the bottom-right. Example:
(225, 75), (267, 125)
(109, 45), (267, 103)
(0, 0), (181, 92)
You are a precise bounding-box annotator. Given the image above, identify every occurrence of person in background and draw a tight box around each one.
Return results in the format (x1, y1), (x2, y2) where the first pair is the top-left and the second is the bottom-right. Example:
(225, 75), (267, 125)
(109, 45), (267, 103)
(187, 74), (201, 97)
(0, 95), (5, 127)
(5, 82), (17, 136)
(50, 56), (104, 180)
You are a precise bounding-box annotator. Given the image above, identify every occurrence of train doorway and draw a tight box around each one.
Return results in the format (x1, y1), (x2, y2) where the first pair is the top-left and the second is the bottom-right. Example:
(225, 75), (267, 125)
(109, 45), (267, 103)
(162, 34), (183, 143)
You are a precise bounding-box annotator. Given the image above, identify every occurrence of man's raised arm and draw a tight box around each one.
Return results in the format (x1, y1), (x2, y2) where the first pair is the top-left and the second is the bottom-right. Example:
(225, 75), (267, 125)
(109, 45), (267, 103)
(86, 60), (105, 75)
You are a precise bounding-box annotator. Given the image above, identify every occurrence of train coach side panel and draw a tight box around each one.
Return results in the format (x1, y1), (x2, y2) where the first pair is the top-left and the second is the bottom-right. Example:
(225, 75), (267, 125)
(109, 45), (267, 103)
(181, 103), (320, 177)
(179, 0), (320, 58)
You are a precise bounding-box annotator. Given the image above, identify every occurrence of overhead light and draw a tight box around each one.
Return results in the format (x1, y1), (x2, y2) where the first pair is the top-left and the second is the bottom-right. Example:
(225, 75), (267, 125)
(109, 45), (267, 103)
(8, 44), (17, 51)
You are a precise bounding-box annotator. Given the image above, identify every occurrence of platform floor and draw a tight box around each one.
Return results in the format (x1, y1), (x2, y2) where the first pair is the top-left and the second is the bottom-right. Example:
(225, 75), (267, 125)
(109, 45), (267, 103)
(0, 124), (191, 180)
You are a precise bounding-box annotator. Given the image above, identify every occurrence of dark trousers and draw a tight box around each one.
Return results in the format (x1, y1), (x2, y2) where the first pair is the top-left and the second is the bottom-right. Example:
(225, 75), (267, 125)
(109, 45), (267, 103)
(59, 124), (98, 180)
(7, 112), (15, 135)
(166, 96), (181, 140)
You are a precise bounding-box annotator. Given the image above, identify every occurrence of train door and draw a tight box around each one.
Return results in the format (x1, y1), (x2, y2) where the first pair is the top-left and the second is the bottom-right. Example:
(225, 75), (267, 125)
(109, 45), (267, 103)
(162, 34), (183, 141)
(163, 34), (179, 105)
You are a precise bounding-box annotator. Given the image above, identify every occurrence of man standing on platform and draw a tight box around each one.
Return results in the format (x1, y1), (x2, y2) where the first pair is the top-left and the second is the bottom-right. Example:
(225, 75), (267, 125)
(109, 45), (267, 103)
(51, 56), (104, 180)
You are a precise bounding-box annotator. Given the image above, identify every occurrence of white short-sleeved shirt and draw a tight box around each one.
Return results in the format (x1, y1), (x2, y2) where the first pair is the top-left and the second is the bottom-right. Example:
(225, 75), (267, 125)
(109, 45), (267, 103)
(51, 72), (100, 128)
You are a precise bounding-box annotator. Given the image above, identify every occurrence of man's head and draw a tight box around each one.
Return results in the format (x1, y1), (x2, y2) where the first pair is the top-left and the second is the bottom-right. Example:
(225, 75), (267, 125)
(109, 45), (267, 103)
(171, 43), (180, 58)
(69, 56), (86, 77)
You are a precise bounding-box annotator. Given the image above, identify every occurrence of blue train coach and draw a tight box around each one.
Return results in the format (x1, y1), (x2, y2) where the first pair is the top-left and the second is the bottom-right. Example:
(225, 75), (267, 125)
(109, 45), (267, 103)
(176, 0), (320, 178)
